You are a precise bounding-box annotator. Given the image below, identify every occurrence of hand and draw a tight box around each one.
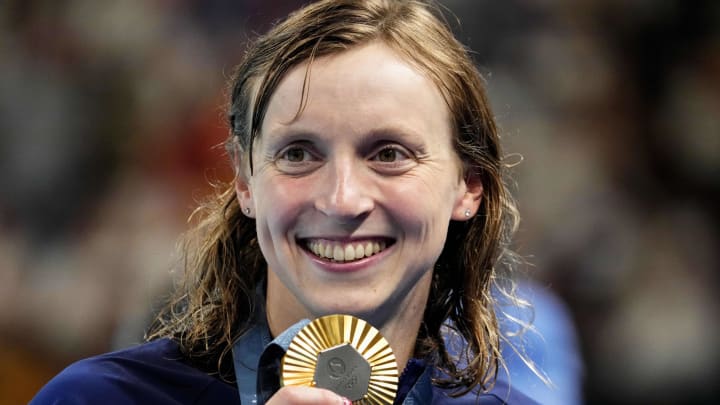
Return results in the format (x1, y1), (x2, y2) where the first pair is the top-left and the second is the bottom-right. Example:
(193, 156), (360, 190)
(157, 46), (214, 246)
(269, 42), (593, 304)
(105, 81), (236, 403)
(267, 386), (351, 405)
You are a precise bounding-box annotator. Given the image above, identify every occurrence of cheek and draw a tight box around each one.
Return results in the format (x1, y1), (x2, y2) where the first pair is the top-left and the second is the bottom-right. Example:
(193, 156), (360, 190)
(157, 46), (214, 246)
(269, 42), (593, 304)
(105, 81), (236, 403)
(383, 168), (460, 213)
(253, 178), (307, 241)
(380, 175), (457, 239)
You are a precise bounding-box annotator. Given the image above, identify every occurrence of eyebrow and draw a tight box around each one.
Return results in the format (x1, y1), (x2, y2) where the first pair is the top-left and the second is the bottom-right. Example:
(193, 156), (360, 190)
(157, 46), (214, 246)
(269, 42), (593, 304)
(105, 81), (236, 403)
(263, 124), (428, 149)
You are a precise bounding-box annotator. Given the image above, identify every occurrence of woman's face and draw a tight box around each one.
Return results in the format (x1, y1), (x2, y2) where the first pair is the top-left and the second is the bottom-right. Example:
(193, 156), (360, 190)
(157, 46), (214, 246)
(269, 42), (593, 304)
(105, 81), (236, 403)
(237, 42), (480, 328)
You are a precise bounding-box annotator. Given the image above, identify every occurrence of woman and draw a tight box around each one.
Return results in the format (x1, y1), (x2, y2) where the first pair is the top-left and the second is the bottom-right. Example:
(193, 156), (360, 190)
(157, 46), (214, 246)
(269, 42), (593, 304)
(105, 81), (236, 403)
(32, 1), (536, 403)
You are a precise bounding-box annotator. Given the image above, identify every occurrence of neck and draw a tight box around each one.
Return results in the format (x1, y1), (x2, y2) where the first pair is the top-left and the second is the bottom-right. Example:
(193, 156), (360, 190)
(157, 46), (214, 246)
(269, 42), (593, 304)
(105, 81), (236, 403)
(376, 288), (428, 372)
(265, 270), (433, 372)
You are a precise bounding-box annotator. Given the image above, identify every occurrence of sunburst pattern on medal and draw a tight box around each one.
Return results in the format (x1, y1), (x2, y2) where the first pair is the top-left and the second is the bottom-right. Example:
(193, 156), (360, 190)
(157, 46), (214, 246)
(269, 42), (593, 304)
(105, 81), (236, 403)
(281, 314), (399, 405)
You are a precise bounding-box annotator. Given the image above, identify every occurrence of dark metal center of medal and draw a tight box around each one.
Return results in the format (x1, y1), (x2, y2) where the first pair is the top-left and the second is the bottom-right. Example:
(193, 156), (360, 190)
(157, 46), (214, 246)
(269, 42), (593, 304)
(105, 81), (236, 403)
(314, 343), (371, 401)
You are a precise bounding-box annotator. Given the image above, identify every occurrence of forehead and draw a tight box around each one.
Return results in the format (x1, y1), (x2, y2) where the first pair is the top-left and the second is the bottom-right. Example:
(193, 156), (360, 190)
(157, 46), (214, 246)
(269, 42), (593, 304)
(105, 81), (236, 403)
(259, 41), (452, 140)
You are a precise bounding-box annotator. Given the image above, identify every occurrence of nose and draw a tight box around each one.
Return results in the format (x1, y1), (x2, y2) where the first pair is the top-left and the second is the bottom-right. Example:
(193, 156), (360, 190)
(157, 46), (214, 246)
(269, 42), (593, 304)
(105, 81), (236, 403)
(314, 158), (374, 220)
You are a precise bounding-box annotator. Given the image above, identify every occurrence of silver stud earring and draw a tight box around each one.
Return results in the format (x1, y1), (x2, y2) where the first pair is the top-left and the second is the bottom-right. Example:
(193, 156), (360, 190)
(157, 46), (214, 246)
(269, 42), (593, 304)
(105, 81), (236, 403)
(464, 209), (471, 218)
(244, 207), (251, 215)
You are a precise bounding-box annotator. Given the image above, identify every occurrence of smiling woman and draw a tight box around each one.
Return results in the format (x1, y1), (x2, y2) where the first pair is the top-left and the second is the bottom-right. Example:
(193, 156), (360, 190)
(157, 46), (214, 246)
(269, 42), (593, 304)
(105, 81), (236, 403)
(31, 1), (534, 404)
(245, 42), (477, 373)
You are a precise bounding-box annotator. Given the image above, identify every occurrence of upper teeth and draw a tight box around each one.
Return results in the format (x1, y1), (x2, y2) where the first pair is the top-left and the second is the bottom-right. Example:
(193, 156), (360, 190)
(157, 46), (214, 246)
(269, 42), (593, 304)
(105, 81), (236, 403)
(308, 240), (387, 262)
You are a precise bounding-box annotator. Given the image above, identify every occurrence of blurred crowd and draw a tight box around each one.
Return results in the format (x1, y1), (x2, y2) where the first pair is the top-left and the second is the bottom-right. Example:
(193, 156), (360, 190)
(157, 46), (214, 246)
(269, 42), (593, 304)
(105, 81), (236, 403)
(1, 1), (718, 403)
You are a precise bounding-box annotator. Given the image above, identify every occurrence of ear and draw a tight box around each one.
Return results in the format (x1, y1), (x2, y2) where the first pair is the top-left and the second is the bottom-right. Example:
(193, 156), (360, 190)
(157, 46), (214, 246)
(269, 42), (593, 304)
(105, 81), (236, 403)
(234, 155), (255, 218)
(451, 171), (483, 221)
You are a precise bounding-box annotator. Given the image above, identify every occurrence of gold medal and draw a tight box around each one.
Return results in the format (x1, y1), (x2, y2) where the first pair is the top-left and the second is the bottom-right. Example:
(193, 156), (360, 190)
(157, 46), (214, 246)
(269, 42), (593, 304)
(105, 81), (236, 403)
(280, 314), (399, 404)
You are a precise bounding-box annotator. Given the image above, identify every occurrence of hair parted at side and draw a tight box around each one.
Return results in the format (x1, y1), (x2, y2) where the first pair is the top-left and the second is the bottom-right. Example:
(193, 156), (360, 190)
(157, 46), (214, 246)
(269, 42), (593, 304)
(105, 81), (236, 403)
(147, 0), (521, 395)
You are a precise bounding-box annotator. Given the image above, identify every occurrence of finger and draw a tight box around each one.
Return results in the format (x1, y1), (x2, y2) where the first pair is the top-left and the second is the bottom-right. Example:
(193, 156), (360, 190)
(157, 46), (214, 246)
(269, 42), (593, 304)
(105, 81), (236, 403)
(267, 386), (351, 405)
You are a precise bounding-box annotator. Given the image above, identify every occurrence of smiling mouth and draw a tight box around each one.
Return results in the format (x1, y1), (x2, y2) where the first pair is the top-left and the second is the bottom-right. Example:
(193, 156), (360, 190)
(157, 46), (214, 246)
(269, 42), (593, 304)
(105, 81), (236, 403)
(303, 239), (391, 263)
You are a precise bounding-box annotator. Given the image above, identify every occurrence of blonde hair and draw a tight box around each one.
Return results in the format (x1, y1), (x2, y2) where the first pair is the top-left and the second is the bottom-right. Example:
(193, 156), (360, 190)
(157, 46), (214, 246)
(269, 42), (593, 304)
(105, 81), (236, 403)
(148, 0), (520, 395)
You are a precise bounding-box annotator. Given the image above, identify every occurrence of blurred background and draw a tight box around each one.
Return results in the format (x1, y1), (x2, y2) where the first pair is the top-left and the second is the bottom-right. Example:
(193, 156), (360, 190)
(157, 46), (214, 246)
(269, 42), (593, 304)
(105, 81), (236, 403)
(1, 0), (718, 403)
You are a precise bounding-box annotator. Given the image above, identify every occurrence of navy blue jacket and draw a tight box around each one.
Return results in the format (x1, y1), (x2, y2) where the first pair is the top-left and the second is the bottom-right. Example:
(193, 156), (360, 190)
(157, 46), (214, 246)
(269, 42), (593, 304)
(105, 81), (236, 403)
(31, 338), (537, 404)
(32, 282), (579, 404)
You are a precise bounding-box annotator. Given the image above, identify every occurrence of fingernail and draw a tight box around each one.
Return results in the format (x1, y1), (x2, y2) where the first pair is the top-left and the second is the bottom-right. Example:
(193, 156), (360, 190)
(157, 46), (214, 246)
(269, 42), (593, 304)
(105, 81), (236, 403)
(341, 397), (352, 405)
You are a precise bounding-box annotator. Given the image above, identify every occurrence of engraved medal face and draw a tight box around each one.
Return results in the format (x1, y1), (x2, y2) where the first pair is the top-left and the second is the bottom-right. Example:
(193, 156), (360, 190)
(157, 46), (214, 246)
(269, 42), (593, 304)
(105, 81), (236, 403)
(315, 343), (370, 400)
(281, 314), (399, 404)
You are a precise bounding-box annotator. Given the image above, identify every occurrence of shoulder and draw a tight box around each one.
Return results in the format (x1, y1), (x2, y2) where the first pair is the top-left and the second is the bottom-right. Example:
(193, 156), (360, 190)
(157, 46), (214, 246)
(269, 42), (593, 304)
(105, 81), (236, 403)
(435, 281), (581, 404)
(431, 379), (539, 405)
(30, 339), (239, 405)
(495, 280), (583, 405)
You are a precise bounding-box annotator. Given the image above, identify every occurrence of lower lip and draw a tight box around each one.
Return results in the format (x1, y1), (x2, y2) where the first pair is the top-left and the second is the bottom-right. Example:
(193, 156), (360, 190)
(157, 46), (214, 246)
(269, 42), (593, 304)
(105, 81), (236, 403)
(302, 245), (391, 273)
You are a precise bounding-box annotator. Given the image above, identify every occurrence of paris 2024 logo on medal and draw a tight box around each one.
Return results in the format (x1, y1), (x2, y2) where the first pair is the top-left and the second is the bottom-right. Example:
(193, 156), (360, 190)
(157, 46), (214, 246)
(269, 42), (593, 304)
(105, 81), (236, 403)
(281, 315), (399, 404)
